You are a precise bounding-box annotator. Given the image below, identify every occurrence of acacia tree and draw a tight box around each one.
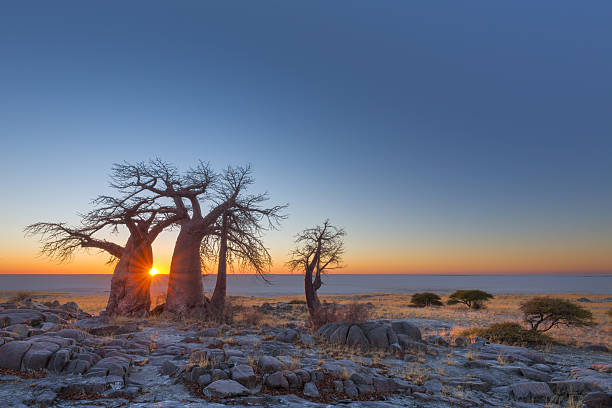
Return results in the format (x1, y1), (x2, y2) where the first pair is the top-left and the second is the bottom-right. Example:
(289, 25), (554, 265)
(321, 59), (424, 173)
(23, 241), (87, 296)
(287, 220), (346, 321)
(520, 297), (593, 332)
(447, 290), (493, 310)
(111, 160), (261, 315)
(25, 196), (180, 316)
(201, 194), (286, 313)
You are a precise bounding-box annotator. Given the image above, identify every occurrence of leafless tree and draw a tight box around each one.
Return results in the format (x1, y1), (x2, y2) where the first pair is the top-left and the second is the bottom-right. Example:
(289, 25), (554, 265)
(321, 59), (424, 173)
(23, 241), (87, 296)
(201, 190), (287, 313)
(287, 220), (346, 321)
(25, 195), (181, 316)
(111, 160), (258, 315)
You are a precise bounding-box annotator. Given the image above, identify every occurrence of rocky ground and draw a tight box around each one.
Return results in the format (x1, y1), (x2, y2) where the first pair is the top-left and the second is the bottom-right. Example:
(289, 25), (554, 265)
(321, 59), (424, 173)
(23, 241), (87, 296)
(1, 299), (611, 407)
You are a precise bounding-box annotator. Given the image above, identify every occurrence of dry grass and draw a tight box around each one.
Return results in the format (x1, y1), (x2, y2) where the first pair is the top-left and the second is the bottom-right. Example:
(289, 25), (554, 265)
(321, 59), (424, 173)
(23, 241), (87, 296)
(1, 290), (610, 347)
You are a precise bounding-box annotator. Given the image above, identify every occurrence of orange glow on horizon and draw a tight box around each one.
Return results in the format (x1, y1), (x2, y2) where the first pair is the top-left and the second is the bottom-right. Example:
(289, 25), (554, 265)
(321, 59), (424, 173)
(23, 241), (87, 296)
(149, 267), (160, 276)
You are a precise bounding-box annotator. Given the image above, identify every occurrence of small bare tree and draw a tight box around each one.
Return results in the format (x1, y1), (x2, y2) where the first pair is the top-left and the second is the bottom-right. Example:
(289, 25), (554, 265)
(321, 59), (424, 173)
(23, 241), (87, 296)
(287, 220), (345, 323)
(201, 190), (286, 313)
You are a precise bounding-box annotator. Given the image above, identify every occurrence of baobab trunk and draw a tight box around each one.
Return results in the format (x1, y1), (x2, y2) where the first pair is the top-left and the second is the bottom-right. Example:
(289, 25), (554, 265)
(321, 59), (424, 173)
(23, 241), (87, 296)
(165, 223), (206, 314)
(106, 236), (152, 316)
(210, 215), (228, 311)
(304, 266), (322, 320)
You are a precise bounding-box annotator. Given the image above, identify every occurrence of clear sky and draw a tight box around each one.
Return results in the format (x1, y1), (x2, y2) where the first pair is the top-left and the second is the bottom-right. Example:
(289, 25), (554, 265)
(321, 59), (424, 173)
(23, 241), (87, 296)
(1, 1), (611, 275)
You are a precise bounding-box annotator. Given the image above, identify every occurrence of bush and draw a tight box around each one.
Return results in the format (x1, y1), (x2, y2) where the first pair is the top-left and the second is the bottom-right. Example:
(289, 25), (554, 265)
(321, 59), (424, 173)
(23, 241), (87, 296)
(447, 290), (493, 309)
(520, 297), (593, 332)
(288, 299), (306, 305)
(10, 291), (33, 303)
(410, 292), (443, 307)
(607, 308), (612, 322)
(461, 322), (553, 346)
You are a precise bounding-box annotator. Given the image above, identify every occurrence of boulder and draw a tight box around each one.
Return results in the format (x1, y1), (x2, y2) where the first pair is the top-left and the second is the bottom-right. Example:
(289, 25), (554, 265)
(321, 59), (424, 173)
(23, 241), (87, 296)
(203, 379), (249, 398)
(346, 325), (369, 350)
(54, 329), (89, 341)
(548, 380), (591, 395)
(299, 333), (315, 346)
(391, 320), (421, 341)
(583, 391), (612, 408)
(0, 340), (32, 369)
(266, 371), (289, 389)
(520, 367), (552, 382)
(231, 364), (256, 388)
(22, 340), (60, 370)
(0, 309), (44, 326)
(509, 382), (553, 401)
(303, 381), (320, 398)
(259, 355), (285, 373)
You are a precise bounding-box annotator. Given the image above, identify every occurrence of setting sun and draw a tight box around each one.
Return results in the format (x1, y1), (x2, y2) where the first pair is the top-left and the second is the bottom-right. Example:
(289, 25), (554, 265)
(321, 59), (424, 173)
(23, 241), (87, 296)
(149, 267), (160, 276)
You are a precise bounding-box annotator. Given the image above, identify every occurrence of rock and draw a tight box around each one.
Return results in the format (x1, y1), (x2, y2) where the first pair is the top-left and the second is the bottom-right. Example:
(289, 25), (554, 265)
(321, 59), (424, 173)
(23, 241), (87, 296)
(454, 336), (468, 347)
(346, 325), (369, 350)
(391, 320), (421, 341)
(203, 379), (249, 398)
(583, 391), (612, 408)
(329, 324), (350, 345)
(509, 382), (553, 401)
(584, 344), (609, 353)
(426, 335), (450, 347)
(5, 324), (29, 338)
(520, 367), (552, 382)
(363, 323), (397, 350)
(548, 380), (591, 395)
(199, 327), (219, 337)
(299, 333), (315, 346)
(211, 368), (229, 381)
(76, 318), (138, 336)
(259, 355), (285, 373)
(266, 371), (289, 389)
(303, 381), (320, 398)
(577, 297), (592, 302)
(0, 340), (31, 369)
(571, 367), (612, 391)
(35, 390), (57, 405)
(397, 334), (426, 352)
(54, 329), (89, 341)
(343, 379), (358, 398)
(197, 374), (212, 386)
(48, 348), (71, 372)
(0, 309), (44, 326)
(22, 341), (60, 370)
(160, 359), (178, 376)
(278, 328), (299, 343)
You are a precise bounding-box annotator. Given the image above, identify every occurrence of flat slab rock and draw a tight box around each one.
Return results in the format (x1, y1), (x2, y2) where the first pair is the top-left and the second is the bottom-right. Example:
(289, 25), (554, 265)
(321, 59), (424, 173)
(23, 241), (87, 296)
(203, 379), (249, 398)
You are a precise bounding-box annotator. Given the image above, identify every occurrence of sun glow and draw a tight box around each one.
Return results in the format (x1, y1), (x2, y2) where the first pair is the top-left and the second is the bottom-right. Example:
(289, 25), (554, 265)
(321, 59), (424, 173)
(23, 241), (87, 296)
(149, 267), (160, 276)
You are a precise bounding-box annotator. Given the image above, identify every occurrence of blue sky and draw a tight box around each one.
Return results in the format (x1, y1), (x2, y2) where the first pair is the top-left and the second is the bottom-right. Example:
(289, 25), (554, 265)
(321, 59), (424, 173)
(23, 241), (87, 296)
(1, 1), (611, 274)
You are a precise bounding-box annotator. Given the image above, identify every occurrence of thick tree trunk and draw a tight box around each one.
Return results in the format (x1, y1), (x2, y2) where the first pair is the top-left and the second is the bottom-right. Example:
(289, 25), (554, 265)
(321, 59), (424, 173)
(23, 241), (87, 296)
(165, 222), (206, 314)
(106, 236), (152, 316)
(304, 266), (322, 320)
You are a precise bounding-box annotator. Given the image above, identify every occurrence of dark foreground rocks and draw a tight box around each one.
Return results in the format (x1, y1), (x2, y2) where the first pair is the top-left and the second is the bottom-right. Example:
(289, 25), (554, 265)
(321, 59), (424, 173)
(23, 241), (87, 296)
(1, 298), (611, 407)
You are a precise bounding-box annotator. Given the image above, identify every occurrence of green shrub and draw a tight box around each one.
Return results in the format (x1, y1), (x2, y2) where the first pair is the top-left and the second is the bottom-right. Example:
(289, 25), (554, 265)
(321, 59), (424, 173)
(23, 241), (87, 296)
(410, 292), (443, 307)
(461, 322), (553, 346)
(447, 290), (493, 309)
(288, 299), (306, 305)
(520, 297), (593, 332)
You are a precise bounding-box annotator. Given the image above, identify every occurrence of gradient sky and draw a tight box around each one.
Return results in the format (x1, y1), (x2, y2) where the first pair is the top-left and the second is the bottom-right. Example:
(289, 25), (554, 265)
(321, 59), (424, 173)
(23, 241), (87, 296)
(1, 1), (611, 275)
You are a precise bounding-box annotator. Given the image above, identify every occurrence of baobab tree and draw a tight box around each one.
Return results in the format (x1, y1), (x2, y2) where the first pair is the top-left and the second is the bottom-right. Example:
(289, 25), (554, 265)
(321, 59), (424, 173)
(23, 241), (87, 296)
(25, 196), (181, 316)
(287, 220), (346, 323)
(110, 159), (266, 315)
(201, 195), (287, 313)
